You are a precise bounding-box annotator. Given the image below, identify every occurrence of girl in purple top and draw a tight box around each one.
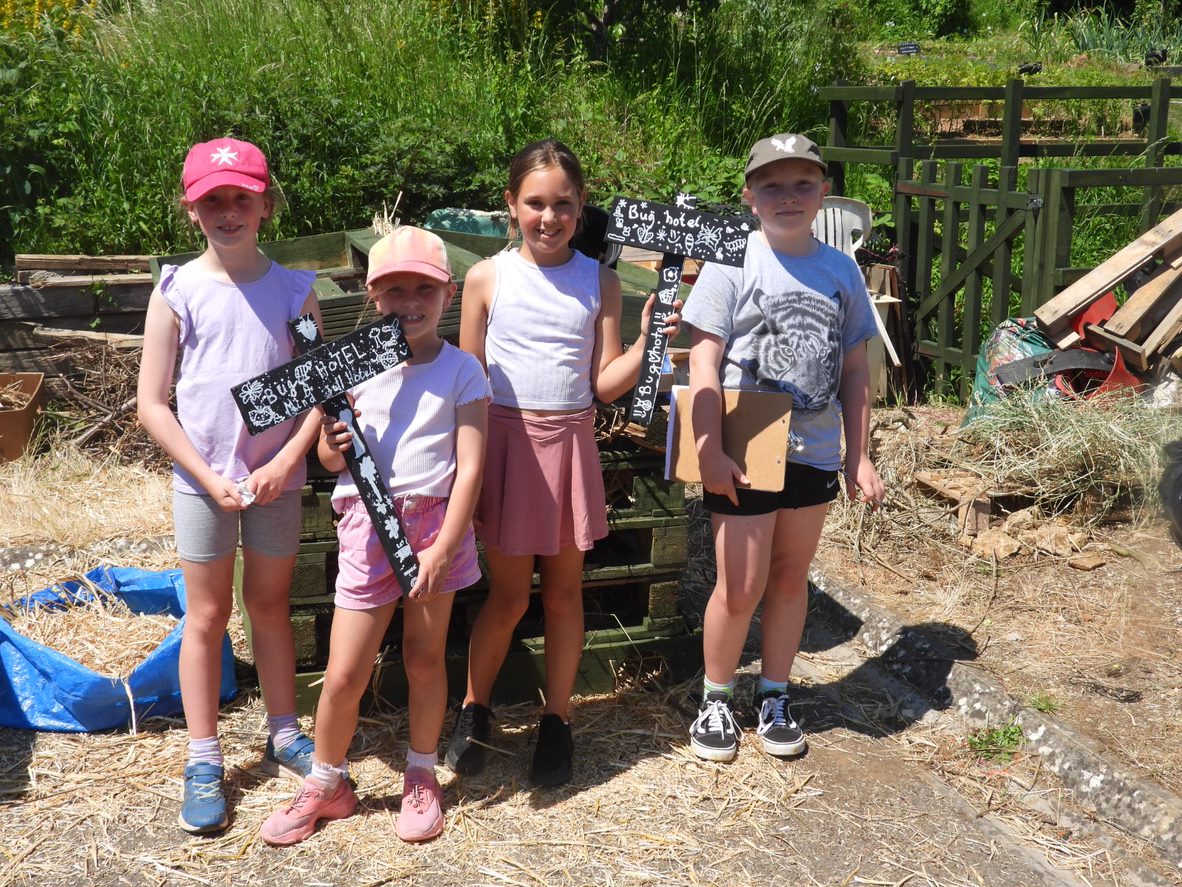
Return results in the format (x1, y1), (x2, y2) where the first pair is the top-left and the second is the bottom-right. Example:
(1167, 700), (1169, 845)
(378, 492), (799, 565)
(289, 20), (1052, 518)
(137, 138), (323, 835)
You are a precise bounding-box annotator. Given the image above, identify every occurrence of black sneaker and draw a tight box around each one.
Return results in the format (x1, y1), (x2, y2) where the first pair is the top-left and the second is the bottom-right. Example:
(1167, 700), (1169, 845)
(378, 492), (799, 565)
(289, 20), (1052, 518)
(689, 691), (739, 762)
(529, 713), (573, 787)
(756, 691), (807, 757)
(445, 702), (493, 776)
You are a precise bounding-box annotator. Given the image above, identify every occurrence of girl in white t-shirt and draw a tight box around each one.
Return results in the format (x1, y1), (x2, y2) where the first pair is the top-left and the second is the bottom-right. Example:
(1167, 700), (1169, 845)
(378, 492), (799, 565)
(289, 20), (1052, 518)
(261, 227), (490, 847)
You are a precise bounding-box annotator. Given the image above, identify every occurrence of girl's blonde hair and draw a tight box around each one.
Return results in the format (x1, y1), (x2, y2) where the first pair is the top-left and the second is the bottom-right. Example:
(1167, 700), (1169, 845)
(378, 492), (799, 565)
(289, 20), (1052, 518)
(505, 139), (585, 240)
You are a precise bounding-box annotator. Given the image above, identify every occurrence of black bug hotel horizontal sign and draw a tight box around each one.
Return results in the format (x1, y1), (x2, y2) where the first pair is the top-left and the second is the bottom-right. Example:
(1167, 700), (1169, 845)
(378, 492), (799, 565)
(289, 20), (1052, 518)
(605, 195), (751, 425)
(232, 313), (421, 594)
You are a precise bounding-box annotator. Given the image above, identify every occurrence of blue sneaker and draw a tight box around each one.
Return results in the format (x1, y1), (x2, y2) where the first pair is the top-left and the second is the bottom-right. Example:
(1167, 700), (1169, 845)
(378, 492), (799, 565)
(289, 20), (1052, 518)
(263, 733), (315, 781)
(177, 762), (228, 834)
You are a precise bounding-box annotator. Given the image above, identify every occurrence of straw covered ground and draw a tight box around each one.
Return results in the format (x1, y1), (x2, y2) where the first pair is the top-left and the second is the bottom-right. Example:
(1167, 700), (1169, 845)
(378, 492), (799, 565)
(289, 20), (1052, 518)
(2, 390), (1182, 885)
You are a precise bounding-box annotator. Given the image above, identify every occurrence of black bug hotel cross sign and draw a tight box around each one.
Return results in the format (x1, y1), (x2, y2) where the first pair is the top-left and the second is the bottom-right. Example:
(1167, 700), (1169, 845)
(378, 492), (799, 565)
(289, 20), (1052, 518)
(231, 313), (420, 594)
(605, 194), (751, 425)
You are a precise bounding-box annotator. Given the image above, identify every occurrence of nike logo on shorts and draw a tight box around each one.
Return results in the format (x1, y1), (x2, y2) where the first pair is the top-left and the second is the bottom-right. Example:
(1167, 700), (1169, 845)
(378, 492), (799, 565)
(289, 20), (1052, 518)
(826, 477), (838, 490)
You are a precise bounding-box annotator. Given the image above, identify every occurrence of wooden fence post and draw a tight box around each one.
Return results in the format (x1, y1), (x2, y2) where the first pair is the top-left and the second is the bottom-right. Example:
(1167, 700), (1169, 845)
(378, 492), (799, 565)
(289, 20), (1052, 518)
(961, 165), (989, 397)
(1000, 78), (1024, 170)
(913, 159), (939, 328)
(896, 156), (916, 321)
(1142, 76), (1170, 231)
(992, 166), (1018, 327)
(936, 161), (963, 391)
(895, 80), (916, 164)
(1021, 168), (1042, 316)
(828, 78), (849, 196)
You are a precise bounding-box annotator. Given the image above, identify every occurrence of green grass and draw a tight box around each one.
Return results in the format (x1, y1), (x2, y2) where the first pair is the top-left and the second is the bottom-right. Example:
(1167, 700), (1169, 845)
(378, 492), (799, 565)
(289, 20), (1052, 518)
(968, 721), (1024, 762)
(1026, 691), (1061, 714)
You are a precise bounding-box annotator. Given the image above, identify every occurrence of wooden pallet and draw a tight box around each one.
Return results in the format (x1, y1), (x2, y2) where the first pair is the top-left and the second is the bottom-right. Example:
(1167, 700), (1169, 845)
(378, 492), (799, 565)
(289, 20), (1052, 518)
(1034, 205), (1182, 355)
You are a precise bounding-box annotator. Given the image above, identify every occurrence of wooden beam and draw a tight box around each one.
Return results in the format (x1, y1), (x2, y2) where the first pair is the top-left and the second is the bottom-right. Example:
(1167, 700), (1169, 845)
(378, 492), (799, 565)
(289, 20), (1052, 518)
(1140, 295), (1182, 358)
(1103, 265), (1182, 341)
(14, 254), (150, 273)
(1034, 206), (1182, 333)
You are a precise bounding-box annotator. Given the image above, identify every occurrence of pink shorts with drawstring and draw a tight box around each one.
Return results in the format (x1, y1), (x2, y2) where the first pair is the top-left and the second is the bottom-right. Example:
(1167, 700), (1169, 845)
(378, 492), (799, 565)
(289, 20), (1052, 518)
(333, 495), (481, 610)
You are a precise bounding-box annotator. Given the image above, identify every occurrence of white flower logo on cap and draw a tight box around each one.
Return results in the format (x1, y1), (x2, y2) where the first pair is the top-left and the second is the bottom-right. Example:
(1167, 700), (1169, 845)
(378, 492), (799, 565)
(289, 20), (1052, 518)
(210, 145), (239, 166)
(771, 136), (797, 153)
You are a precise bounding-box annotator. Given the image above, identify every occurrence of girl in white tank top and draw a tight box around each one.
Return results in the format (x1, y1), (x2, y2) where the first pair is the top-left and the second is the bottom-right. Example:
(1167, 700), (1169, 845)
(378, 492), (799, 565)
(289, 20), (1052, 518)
(450, 139), (681, 786)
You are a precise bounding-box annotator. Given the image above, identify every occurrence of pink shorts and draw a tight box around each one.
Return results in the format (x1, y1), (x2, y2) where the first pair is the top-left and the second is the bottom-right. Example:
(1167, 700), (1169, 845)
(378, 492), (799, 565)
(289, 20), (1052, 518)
(334, 495), (481, 610)
(476, 404), (608, 556)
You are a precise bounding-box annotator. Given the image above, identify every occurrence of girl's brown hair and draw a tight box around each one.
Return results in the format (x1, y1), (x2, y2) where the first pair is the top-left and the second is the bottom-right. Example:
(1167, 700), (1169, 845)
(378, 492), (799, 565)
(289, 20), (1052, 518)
(505, 139), (585, 240)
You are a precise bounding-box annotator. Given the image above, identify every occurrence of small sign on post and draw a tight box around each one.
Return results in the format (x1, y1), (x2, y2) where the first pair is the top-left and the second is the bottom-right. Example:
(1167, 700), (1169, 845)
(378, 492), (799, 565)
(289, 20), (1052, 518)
(897, 41), (921, 55)
(605, 194), (752, 425)
(232, 313), (420, 594)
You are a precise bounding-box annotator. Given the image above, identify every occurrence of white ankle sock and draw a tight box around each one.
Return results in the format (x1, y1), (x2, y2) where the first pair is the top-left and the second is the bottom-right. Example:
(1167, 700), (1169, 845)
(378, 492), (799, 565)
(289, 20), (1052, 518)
(310, 757), (346, 789)
(268, 712), (301, 750)
(188, 735), (224, 767)
(406, 748), (438, 772)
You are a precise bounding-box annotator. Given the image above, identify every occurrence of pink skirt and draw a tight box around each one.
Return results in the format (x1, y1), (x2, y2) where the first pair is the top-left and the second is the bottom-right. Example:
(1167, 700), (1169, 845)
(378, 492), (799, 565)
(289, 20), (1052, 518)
(477, 404), (608, 556)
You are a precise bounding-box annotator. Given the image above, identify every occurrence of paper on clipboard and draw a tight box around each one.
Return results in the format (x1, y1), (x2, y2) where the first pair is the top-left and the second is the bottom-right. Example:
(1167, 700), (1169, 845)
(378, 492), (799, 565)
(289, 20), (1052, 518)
(664, 385), (793, 492)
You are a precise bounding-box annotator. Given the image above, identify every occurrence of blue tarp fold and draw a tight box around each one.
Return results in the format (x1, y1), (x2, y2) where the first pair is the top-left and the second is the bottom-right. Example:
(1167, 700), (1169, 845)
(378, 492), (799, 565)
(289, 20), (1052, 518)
(0, 565), (235, 732)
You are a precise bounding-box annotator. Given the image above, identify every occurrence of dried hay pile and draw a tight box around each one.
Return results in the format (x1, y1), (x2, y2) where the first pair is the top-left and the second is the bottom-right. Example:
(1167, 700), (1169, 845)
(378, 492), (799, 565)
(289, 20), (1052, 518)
(957, 392), (1182, 523)
(0, 443), (171, 551)
(826, 396), (1182, 561)
(5, 578), (176, 678)
(0, 379), (32, 410)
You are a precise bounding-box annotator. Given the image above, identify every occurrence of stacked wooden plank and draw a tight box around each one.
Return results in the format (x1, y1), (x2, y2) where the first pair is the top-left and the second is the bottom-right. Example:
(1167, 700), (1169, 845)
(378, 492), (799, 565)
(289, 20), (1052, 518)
(0, 254), (153, 373)
(1033, 207), (1182, 376)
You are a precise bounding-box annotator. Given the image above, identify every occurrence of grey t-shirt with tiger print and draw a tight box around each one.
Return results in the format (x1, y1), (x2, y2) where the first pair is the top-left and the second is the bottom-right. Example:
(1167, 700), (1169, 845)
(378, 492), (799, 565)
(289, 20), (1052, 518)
(681, 232), (878, 472)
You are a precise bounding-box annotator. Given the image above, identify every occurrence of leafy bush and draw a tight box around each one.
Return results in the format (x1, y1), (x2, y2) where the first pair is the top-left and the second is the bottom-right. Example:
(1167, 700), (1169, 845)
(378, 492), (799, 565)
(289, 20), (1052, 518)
(4, 0), (869, 258)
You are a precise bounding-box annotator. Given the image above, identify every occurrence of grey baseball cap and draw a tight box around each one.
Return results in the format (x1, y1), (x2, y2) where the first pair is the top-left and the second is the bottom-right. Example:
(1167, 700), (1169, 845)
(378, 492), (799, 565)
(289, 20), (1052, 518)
(745, 133), (827, 180)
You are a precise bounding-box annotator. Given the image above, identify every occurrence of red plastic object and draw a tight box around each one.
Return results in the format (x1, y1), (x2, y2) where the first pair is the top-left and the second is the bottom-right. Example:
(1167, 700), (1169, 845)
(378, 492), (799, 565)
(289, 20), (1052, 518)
(1071, 291), (1118, 340)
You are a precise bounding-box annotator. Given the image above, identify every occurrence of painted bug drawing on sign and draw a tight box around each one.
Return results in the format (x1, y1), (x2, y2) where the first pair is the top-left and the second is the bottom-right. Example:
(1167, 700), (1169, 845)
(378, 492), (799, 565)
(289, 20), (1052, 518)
(232, 313), (420, 594)
(606, 194), (752, 424)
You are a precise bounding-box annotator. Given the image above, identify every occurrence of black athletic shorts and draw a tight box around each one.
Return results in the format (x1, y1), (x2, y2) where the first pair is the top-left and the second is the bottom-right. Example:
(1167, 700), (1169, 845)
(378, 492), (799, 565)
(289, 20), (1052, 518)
(702, 461), (840, 515)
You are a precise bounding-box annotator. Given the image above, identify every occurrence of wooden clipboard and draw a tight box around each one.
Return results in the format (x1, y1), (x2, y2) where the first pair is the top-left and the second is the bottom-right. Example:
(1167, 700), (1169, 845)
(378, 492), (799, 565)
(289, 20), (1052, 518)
(665, 385), (793, 492)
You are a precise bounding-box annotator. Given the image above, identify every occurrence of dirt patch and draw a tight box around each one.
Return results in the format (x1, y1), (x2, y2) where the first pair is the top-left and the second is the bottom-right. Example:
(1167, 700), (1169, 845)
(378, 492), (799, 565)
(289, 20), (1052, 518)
(814, 405), (1182, 798)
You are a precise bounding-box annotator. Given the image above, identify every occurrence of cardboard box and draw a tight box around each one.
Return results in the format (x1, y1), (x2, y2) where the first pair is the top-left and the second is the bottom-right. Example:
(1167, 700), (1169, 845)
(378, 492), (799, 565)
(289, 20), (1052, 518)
(0, 373), (47, 462)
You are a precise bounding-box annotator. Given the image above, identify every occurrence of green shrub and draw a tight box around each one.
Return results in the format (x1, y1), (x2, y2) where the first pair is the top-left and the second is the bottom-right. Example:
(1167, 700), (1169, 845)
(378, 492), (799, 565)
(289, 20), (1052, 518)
(5, 0), (870, 257)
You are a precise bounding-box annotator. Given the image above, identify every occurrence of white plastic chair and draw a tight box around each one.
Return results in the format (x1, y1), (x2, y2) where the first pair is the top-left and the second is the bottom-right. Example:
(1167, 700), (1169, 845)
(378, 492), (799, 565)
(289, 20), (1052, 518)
(813, 196), (901, 369)
(811, 196), (873, 257)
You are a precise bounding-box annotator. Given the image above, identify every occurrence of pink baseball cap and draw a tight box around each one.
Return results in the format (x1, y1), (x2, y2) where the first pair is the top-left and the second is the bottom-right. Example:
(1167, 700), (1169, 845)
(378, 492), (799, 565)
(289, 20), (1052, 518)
(366, 226), (453, 286)
(182, 138), (270, 202)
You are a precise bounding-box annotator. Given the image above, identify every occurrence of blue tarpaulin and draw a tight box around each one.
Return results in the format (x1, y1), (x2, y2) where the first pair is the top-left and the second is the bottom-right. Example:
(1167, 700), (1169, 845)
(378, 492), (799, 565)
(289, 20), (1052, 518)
(0, 565), (235, 732)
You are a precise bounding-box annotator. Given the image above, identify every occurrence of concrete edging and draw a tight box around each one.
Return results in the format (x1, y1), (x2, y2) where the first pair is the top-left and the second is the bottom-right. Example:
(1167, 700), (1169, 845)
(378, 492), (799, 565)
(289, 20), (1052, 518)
(809, 568), (1182, 870)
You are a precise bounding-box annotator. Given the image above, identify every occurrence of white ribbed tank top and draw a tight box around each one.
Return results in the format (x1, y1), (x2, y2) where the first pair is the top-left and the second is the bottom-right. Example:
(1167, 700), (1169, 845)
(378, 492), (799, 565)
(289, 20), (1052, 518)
(485, 248), (601, 410)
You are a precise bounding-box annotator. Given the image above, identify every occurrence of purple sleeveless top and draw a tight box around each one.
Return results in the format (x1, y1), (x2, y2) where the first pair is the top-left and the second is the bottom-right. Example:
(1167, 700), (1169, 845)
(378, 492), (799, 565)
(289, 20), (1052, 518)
(160, 260), (315, 495)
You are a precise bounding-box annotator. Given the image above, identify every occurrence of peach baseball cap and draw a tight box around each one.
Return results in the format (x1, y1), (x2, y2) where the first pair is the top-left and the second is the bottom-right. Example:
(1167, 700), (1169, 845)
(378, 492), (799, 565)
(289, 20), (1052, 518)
(366, 226), (453, 286)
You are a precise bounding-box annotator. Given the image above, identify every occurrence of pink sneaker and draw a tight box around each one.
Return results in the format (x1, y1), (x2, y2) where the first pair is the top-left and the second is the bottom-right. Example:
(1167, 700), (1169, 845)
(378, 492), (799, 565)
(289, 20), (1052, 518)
(260, 778), (357, 846)
(395, 768), (444, 842)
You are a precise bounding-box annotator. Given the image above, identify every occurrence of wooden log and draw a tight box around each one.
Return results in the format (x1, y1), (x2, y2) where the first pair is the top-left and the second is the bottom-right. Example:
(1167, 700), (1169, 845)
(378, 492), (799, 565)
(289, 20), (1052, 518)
(1102, 264), (1182, 341)
(14, 254), (150, 273)
(1033, 205), (1182, 334)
